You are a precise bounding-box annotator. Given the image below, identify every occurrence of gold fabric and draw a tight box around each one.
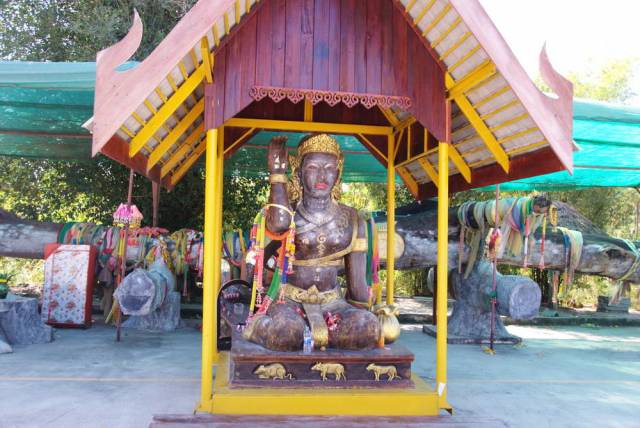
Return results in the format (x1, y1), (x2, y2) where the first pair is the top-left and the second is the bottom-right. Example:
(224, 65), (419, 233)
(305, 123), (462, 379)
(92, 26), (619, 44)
(352, 238), (368, 252)
(297, 134), (342, 159)
(268, 173), (288, 184)
(283, 284), (341, 305)
(302, 302), (329, 348)
(292, 259), (343, 267)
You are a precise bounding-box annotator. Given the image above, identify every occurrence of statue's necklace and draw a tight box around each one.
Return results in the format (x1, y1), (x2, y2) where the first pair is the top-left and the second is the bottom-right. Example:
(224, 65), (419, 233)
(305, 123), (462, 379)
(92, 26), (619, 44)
(296, 201), (339, 228)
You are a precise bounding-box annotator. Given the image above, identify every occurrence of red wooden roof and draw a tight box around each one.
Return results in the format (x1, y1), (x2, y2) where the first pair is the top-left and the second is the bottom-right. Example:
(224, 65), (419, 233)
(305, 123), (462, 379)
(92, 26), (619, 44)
(87, 0), (574, 196)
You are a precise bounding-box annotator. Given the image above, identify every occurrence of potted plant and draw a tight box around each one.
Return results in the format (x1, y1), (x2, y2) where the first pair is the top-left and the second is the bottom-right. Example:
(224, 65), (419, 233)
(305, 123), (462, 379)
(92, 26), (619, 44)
(0, 273), (13, 299)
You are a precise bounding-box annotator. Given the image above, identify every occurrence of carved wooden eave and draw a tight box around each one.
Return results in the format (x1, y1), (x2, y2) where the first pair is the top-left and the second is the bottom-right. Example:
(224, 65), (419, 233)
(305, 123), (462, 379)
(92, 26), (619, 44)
(87, 0), (574, 194)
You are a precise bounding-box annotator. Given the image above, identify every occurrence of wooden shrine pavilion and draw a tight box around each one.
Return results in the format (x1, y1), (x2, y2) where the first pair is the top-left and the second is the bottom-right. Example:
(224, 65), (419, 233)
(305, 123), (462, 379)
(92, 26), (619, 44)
(88, 0), (574, 417)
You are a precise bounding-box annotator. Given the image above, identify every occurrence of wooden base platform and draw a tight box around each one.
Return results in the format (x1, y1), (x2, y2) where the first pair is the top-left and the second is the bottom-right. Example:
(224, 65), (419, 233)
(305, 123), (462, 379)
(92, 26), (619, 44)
(153, 414), (506, 427)
(230, 333), (414, 387)
(196, 352), (445, 416)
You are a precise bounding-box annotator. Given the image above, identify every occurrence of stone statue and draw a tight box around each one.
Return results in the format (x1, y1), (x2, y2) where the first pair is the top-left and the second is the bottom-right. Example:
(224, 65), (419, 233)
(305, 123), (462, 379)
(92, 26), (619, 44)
(243, 134), (380, 351)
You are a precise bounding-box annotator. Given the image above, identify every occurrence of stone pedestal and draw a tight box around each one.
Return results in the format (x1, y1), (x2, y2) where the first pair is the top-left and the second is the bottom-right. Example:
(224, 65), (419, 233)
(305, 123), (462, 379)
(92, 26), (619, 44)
(0, 293), (53, 354)
(122, 291), (181, 332)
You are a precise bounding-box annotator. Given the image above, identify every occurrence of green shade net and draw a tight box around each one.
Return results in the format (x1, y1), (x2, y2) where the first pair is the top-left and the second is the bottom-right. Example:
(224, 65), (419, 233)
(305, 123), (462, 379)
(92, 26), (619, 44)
(0, 61), (134, 160)
(2, 61), (639, 187)
(226, 131), (391, 183)
(478, 99), (640, 191)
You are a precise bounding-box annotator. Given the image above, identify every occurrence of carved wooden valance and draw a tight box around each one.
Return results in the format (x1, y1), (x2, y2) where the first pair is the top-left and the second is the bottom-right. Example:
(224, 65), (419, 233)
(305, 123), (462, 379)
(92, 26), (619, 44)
(249, 86), (412, 111)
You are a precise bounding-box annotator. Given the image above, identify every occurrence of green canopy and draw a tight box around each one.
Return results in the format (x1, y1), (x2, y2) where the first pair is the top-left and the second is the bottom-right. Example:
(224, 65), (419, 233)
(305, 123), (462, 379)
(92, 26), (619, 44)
(478, 99), (640, 190)
(1, 61), (639, 187)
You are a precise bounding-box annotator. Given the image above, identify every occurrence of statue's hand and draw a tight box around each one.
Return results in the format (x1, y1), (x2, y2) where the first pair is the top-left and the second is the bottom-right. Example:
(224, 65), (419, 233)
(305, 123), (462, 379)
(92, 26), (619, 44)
(267, 136), (288, 174)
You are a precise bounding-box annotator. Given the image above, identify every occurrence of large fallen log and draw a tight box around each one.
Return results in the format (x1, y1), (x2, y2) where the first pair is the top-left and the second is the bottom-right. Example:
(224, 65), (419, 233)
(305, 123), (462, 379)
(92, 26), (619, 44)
(1, 202), (638, 284)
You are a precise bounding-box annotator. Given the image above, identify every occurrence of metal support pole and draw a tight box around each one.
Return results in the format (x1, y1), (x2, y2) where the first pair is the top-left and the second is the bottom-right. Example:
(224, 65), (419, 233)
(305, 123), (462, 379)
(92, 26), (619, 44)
(436, 140), (449, 406)
(116, 169), (135, 342)
(152, 181), (160, 227)
(386, 133), (395, 306)
(199, 128), (219, 410)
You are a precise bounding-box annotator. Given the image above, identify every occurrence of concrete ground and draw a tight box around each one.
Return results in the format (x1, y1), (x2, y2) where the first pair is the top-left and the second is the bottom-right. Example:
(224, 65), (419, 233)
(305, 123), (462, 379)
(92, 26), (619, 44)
(1, 323), (639, 428)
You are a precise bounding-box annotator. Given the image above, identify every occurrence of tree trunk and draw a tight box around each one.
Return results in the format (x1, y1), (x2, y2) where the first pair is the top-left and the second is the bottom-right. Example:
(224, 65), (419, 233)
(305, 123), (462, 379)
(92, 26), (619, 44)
(1, 203), (638, 284)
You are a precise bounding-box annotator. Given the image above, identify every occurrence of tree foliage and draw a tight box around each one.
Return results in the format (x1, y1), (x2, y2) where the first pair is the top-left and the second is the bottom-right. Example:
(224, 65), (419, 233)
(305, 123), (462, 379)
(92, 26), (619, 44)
(536, 57), (639, 104)
(0, 0), (197, 61)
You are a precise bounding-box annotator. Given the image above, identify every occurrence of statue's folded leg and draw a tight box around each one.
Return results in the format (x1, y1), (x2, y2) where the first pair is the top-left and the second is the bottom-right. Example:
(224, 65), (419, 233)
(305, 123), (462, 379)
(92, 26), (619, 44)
(244, 302), (305, 351)
(324, 300), (380, 350)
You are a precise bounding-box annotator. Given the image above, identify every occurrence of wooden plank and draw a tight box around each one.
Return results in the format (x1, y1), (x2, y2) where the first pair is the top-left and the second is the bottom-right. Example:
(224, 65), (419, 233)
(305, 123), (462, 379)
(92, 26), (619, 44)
(391, 0), (446, 74)
(339, 0), (356, 92)
(326, 0), (341, 92)
(255, 1), (273, 86)
(353, 0), (367, 93)
(380, 0), (394, 96)
(312, 0), (331, 90)
(299, 0), (315, 89)
(151, 413), (506, 427)
(212, 47), (227, 128)
(391, 4), (408, 96)
(365, 0), (383, 95)
(406, 25), (420, 105)
(284, 0), (303, 88)
(224, 26), (242, 122)
(239, 13), (258, 108)
(270, 0), (287, 87)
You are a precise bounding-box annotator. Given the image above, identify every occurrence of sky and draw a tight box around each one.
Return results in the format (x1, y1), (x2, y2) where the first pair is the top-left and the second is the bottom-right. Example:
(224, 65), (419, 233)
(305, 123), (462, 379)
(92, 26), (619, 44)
(478, 0), (640, 103)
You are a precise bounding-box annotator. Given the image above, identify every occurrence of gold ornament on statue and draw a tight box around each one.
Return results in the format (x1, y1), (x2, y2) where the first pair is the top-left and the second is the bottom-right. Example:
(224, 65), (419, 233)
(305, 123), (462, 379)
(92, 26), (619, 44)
(374, 304), (401, 344)
(287, 133), (344, 202)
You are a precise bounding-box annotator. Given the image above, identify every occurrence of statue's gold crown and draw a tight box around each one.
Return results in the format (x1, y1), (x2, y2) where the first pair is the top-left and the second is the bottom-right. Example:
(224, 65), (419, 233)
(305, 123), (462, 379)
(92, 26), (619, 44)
(296, 133), (342, 159)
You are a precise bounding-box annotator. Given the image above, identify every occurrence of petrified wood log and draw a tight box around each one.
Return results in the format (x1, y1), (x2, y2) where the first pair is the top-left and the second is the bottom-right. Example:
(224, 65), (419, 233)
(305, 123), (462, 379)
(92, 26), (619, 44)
(0, 294), (53, 353)
(1, 203), (638, 283)
(423, 260), (541, 344)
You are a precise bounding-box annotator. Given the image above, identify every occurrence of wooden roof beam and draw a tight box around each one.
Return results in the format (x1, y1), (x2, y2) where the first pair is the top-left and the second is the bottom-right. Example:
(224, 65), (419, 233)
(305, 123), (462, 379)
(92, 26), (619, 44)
(418, 156), (439, 186)
(170, 139), (206, 185)
(129, 64), (205, 158)
(396, 166), (419, 199)
(446, 64), (510, 174)
(446, 61), (496, 100)
(447, 143), (471, 183)
(147, 98), (205, 171)
(161, 122), (205, 178)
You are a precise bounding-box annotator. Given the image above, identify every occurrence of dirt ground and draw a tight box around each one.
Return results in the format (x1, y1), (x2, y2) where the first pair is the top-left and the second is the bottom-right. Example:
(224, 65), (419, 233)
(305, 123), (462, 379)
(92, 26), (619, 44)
(0, 323), (639, 427)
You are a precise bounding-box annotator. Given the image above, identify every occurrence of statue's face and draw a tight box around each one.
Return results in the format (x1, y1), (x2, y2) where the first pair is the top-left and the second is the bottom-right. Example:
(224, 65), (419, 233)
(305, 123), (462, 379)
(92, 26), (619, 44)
(299, 152), (339, 200)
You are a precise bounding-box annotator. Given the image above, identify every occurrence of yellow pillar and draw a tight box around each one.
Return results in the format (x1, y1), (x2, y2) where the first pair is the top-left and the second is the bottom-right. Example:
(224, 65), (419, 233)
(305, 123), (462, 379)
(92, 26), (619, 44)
(198, 127), (225, 411)
(436, 141), (449, 406)
(386, 133), (395, 306)
(215, 128), (225, 300)
(199, 128), (218, 410)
